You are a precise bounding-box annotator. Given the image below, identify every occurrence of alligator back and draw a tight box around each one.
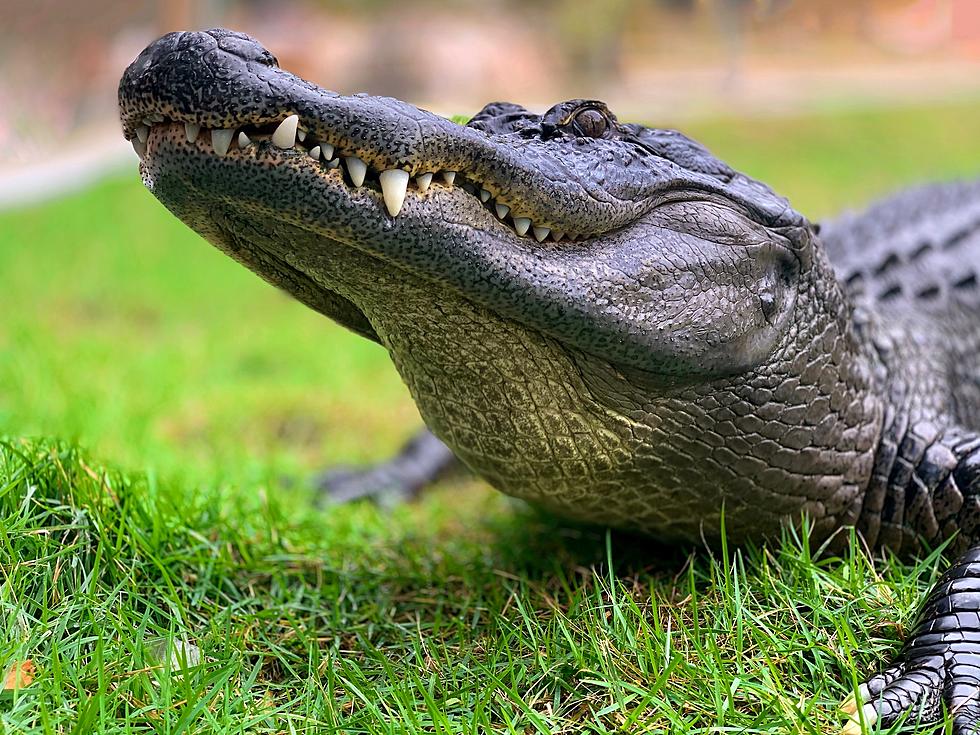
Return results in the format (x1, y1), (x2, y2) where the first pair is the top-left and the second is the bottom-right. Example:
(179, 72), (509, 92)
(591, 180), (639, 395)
(819, 179), (980, 430)
(821, 179), (980, 303)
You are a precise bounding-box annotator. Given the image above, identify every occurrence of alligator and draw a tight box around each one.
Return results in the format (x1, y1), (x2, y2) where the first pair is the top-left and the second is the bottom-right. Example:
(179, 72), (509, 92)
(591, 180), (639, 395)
(119, 29), (980, 734)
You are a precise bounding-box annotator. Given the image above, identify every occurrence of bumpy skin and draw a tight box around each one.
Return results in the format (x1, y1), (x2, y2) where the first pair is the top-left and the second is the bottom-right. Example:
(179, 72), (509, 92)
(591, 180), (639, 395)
(118, 29), (980, 732)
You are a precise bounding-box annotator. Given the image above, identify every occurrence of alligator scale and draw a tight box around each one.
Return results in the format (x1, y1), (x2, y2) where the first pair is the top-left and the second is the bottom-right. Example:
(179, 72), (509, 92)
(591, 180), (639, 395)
(119, 29), (980, 733)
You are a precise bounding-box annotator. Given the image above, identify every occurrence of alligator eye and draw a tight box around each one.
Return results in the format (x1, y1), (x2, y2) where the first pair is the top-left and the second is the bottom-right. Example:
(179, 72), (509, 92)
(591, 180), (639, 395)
(573, 108), (608, 138)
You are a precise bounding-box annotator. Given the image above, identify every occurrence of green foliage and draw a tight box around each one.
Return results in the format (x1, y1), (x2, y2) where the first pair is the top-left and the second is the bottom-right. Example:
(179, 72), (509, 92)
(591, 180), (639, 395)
(1, 98), (979, 732)
(0, 438), (943, 733)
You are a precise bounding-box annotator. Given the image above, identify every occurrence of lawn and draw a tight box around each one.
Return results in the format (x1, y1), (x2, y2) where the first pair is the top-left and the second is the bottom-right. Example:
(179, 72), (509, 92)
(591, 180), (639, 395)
(1, 99), (979, 733)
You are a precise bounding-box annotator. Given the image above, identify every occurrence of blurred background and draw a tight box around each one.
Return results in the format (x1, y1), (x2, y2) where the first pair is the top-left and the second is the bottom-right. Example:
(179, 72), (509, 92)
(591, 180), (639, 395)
(4, 5), (979, 727)
(2, 0), (980, 203)
(1, 0), (980, 486)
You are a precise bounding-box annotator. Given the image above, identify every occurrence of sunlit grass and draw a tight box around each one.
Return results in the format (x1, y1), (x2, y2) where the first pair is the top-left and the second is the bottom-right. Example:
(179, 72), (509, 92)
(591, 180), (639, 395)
(1, 98), (979, 732)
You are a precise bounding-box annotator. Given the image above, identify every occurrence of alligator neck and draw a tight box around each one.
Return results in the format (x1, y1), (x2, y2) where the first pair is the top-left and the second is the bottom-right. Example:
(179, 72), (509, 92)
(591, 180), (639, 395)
(350, 234), (885, 548)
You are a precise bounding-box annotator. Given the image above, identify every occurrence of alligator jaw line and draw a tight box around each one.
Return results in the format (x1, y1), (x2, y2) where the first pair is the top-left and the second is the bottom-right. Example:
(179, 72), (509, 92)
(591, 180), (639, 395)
(132, 113), (583, 243)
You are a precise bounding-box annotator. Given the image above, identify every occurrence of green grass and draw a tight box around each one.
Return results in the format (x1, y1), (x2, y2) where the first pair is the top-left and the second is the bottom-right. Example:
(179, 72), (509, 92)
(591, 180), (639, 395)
(2, 98), (979, 733)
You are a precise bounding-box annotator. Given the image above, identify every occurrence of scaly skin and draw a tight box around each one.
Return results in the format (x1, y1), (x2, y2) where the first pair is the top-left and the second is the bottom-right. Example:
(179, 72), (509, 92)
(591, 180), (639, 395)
(119, 29), (980, 733)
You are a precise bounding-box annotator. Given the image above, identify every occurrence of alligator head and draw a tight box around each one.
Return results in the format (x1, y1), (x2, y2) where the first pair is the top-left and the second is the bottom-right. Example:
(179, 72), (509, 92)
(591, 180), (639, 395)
(119, 29), (881, 543)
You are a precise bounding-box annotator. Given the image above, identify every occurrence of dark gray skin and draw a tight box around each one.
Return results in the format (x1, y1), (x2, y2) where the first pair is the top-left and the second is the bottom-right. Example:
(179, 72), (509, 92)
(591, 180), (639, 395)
(119, 29), (980, 733)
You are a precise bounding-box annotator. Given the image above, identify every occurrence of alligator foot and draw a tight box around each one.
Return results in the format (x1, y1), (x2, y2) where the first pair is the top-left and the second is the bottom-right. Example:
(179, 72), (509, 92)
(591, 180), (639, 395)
(314, 428), (459, 505)
(842, 547), (980, 734)
(842, 665), (980, 734)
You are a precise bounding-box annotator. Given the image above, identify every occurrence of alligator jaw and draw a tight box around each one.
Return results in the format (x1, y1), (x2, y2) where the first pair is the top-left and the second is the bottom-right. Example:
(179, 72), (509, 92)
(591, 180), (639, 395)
(118, 29), (651, 242)
(128, 117), (577, 243)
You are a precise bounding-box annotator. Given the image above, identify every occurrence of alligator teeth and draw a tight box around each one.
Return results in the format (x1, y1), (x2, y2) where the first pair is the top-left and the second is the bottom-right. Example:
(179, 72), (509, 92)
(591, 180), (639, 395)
(532, 226), (550, 242)
(553, 231), (565, 242)
(441, 171), (456, 185)
(237, 131), (251, 148)
(326, 158), (340, 169)
(321, 143), (334, 160)
(135, 125), (149, 143)
(131, 138), (146, 159)
(297, 129), (306, 142)
(309, 145), (321, 160)
(211, 129), (234, 157)
(379, 169), (410, 216)
(272, 114), (299, 149)
(840, 685), (870, 716)
(345, 156), (367, 187)
(513, 217), (531, 236)
(495, 203), (509, 219)
(416, 173), (433, 193)
(480, 188), (491, 203)
(149, 112), (165, 122)
(185, 123), (201, 143)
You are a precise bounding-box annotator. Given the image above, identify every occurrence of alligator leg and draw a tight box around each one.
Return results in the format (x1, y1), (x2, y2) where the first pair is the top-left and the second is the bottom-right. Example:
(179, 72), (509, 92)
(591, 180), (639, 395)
(314, 428), (460, 504)
(843, 438), (980, 734)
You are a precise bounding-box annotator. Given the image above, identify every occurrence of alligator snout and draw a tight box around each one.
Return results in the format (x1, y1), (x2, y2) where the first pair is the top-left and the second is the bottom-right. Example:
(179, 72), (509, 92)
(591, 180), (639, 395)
(121, 28), (792, 249)
(127, 28), (278, 82)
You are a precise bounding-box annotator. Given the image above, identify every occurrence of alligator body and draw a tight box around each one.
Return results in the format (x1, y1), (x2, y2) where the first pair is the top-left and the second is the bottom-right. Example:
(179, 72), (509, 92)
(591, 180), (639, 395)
(119, 30), (980, 733)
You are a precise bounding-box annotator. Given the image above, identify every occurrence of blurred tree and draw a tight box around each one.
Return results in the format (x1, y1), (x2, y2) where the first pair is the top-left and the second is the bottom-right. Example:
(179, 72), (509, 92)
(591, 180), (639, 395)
(305, 0), (637, 88)
(549, 0), (636, 84)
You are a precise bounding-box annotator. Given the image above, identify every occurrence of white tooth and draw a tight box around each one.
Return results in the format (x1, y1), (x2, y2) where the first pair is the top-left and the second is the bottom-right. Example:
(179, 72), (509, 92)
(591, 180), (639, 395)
(327, 158), (340, 169)
(533, 226), (550, 242)
(441, 171), (456, 185)
(480, 188), (491, 203)
(309, 145), (321, 160)
(513, 217), (531, 236)
(553, 231), (565, 242)
(379, 169), (410, 216)
(237, 131), (251, 148)
(321, 143), (334, 160)
(345, 156), (367, 187)
(297, 129), (306, 142)
(142, 118), (154, 128)
(131, 138), (146, 159)
(150, 112), (165, 122)
(135, 125), (149, 143)
(495, 203), (509, 219)
(211, 128), (234, 156)
(185, 123), (201, 143)
(416, 173), (433, 193)
(842, 703), (878, 735)
(841, 685), (870, 716)
(271, 114), (299, 149)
